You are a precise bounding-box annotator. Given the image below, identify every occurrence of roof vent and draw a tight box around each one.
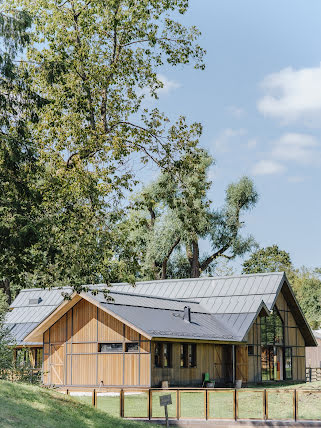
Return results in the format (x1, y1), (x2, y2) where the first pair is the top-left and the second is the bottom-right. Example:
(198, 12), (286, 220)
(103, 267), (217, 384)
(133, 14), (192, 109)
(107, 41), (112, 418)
(183, 306), (191, 323)
(29, 297), (42, 305)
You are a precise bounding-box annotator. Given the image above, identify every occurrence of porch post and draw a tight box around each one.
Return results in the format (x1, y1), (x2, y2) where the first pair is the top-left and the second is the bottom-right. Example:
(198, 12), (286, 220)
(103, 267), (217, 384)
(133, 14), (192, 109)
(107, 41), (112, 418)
(232, 345), (236, 384)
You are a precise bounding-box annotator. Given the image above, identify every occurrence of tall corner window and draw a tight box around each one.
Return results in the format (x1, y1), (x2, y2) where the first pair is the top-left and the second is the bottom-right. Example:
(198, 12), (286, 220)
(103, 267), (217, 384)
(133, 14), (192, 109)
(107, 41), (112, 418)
(180, 343), (196, 368)
(99, 343), (123, 353)
(154, 342), (172, 368)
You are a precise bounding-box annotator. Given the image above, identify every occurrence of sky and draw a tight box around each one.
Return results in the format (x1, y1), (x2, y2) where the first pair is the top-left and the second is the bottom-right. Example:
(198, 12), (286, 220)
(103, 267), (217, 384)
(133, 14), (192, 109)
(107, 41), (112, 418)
(140, 0), (321, 271)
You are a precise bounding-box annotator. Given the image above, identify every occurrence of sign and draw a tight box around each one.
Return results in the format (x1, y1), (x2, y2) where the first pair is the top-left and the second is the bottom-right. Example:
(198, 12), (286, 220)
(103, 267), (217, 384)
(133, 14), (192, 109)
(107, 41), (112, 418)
(159, 394), (172, 407)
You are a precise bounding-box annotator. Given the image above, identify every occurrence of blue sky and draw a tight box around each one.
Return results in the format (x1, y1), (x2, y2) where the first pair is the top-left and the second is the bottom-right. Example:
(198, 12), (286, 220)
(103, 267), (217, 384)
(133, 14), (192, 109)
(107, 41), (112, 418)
(141, 0), (321, 271)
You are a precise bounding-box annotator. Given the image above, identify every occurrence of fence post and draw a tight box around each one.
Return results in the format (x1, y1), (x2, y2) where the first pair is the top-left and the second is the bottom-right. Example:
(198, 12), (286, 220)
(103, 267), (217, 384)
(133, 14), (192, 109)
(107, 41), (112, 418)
(264, 389), (267, 420)
(148, 389), (152, 420)
(205, 390), (208, 420)
(309, 367), (312, 382)
(234, 389), (237, 421)
(120, 389), (124, 418)
(177, 390), (180, 420)
(293, 389), (297, 421)
(92, 389), (97, 407)
(66, 389), (69, 395)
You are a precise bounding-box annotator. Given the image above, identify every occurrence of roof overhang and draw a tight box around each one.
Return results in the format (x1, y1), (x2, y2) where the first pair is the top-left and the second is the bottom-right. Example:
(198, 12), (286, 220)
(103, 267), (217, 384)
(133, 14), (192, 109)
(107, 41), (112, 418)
(24, 292), (152, 343)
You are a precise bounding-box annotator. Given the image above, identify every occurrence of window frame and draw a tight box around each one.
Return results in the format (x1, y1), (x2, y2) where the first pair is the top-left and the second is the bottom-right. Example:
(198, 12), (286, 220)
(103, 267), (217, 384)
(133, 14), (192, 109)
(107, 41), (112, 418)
(180, 343), (197, 368)
(154, 342), (172, 368)
(125, 342), (139, 353)
(98, 343), (123, 353)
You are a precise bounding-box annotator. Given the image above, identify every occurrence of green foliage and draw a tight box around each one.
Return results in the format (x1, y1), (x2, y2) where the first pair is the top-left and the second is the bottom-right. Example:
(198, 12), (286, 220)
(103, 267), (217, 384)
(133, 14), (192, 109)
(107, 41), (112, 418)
(127, 150), (258, 279)
(291, 268), (321, 329)
(0, 0), (206, 297)
(242, 245), (292, 274)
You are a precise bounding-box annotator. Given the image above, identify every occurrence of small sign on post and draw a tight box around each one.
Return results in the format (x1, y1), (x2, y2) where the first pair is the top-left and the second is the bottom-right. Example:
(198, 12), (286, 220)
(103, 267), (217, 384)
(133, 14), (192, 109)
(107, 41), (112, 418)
(159, 394), (172, 427)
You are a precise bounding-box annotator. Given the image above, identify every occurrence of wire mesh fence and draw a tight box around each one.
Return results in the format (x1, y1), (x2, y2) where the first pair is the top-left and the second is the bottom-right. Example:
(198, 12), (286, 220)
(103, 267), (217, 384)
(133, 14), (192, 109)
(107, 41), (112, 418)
(65, 387), (321, 421)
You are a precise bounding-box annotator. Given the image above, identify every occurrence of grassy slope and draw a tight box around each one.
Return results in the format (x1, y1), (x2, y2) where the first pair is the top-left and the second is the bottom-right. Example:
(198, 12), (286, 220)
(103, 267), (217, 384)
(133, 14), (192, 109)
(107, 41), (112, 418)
(0, 381), (158, 428)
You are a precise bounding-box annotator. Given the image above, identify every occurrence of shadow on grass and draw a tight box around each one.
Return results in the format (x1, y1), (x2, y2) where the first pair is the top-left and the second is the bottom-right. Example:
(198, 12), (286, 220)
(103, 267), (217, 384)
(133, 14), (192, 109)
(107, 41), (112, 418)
(0, 381), (157, 428)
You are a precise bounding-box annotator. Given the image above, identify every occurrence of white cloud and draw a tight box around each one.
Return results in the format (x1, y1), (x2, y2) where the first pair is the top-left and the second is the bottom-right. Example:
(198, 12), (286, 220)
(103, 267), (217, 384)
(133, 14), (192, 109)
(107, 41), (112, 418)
(271, 133), (320, 164)
(251, 160), (286, 176)
(214, 128), (246, 152)
(156, 74), (181, 95)
(258, 64), (321, 124)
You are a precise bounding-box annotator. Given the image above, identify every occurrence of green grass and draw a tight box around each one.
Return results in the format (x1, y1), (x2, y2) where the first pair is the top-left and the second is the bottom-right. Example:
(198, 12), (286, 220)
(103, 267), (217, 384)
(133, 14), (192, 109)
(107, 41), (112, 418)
(0, 381), (160, 428)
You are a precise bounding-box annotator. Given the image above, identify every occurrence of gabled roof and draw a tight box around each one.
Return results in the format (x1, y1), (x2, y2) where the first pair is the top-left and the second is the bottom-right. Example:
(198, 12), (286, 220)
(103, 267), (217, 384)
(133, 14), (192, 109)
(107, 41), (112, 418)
(4, 272), (317, 346)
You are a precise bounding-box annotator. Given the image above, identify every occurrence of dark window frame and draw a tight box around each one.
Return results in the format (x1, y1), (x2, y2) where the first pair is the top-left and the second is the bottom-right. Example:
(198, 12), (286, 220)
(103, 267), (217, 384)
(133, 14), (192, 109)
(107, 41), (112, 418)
(154, 342), (172, 368)
(284, 347), (293, 380)
(248, 345), (254, 356)
(180, 343), (197, 368)
(125, 342), (139, 353)
(98, 343), (123, 353)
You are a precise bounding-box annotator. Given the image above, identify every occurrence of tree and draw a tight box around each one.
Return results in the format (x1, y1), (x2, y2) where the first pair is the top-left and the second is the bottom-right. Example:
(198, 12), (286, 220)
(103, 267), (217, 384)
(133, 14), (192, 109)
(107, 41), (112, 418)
(1, 0), (206, 296)
(242, 245), (293, 275)
(0, 8), (47, 303)
(291, 268), (321, 330)
(127, 150), (258, 279)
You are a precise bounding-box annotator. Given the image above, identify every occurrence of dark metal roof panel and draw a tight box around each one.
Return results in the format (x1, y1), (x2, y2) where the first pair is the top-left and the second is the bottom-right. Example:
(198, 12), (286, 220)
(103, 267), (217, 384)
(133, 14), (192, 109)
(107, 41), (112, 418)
(101, 303), (242, 342)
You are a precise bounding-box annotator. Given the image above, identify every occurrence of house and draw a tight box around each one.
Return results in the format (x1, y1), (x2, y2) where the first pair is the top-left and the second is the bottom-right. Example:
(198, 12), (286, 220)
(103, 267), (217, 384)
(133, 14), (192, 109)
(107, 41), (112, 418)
(306, 330), (321, 368)
(4, 272), (317, 388)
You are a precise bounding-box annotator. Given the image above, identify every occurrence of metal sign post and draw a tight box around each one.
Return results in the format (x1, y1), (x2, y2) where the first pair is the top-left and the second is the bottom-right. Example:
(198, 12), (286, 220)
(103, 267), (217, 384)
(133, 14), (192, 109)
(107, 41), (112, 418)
(159, 394), (172, 427)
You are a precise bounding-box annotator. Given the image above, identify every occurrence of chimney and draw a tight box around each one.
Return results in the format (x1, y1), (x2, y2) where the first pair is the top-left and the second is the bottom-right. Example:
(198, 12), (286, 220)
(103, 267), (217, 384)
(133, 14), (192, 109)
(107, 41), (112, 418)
(183, 306), (191, 323)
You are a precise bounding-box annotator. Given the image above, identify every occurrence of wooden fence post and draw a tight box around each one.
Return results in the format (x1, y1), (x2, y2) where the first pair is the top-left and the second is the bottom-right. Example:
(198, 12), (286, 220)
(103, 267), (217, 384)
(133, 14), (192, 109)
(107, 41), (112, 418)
(234, 389), (238, 421)
(205, 390), (208, 420)
(92, 389), (97, 407)
(120, 389), (124, 418)
(148, 389), (152, 420)
(293, 389), (297, 421)
(177, 390), (180, 420)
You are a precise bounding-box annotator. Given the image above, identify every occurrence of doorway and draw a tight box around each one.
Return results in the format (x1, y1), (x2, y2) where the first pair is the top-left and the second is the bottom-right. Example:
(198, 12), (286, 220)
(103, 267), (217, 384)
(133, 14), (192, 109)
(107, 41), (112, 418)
(261, 346), (283, 381)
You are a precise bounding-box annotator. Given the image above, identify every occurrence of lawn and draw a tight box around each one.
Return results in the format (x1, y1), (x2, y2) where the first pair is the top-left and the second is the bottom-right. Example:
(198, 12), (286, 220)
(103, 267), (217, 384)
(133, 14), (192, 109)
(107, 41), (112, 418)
(0, 380), (160, 428)
(70, 381), (321, 421)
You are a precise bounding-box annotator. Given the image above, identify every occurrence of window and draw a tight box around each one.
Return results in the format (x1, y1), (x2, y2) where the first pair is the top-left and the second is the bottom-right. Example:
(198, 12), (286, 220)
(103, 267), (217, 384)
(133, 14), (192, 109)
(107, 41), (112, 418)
(261, 309), (284, 346)
(248, 345), (254, 356)
(180, 344), (196, 368)
(125, 342), (139, 353)
(99, 343), (123, 353)
(163, 343), (172, 368)
(15, 349), (30, 367)
(34, 348), (43, 368)
(285, 347), (292, 380)
(154, 342), (172, 368)
(155, 343), (162, 368)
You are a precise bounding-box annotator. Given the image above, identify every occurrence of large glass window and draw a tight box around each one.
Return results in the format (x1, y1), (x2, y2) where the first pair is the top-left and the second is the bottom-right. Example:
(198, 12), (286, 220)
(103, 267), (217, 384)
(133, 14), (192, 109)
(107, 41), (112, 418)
(261, 309), (284, 346)
(34, 348), (43, 368)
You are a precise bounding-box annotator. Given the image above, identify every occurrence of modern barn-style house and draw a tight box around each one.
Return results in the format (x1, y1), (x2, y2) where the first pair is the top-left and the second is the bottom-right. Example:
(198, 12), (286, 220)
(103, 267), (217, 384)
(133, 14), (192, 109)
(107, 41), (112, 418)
(5, 272), (317, 388)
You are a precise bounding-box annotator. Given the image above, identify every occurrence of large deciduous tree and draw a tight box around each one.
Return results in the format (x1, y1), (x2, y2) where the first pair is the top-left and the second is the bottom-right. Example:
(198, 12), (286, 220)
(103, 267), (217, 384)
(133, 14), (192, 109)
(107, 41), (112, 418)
(1, 0), (207, 297)
(127, 150), (259, 279)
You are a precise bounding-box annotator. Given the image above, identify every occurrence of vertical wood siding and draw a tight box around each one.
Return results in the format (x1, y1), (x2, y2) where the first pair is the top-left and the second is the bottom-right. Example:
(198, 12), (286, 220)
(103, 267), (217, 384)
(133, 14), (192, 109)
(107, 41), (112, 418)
(44, 298), (151, 387)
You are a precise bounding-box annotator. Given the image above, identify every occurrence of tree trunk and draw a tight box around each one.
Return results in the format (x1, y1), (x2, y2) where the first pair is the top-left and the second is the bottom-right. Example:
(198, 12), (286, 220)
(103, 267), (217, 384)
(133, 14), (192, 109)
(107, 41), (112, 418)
(0, 278), (12, 305)
(190, 240), (200, 278)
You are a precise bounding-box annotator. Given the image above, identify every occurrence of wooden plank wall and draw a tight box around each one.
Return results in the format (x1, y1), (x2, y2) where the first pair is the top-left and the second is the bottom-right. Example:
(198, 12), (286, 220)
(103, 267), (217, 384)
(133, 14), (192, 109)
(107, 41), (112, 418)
(246, 288), (306, 383)
(43, 298), (151, 387)
(151, 342), (226, 387)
